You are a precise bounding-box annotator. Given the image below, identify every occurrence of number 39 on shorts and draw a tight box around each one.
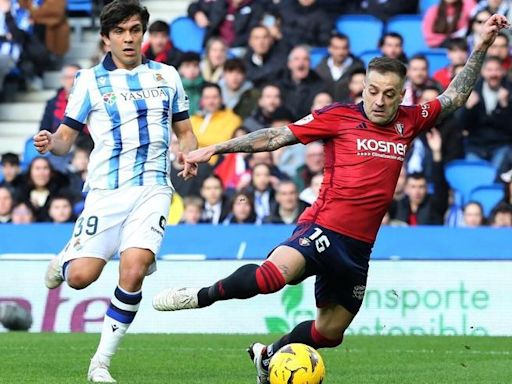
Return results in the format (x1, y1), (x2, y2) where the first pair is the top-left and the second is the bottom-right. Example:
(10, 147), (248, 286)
(74, 216), (99, 237)
(309, 227), (331, 253)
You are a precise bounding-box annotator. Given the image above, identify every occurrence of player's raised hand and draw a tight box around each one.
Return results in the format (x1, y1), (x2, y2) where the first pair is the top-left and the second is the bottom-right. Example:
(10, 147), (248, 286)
(479, 14), (510, 48)
(33, 130), (53, 154)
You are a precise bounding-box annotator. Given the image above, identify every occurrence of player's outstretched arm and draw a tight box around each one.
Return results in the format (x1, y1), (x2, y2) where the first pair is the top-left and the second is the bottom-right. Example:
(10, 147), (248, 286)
(185, 126), (300, 165)
(33, 124), (79, 156)
(437, 14), (510, 120)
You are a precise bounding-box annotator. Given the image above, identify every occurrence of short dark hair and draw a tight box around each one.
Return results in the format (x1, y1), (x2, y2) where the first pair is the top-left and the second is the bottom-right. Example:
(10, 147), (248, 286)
(271, 106), (294, 123)
(223, 58), (246, 74)
(484, 55), (503, 66)
(367, 57), (407, 81)
(201, 82), (222, 95)
(100, 0), (150, 37)
(379, 32), (403, 47)
(409, 54), (428, 66)
(446, 37), (468, 51)
(148, 20), (170, 35)
(495, 32), (510, 45)
(406, 172), (427, 181)
(178, 51), (201, 67)
(330, 32), (349, 43)
(1, 153), (20, 166)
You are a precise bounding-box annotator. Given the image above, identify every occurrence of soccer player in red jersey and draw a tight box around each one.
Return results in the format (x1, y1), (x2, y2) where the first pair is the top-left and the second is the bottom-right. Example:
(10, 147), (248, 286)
(153, 15), (509, 384)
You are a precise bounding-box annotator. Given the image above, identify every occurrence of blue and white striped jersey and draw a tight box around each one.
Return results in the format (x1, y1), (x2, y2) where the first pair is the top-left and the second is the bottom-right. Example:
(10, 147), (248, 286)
(63, 53), (189, 191)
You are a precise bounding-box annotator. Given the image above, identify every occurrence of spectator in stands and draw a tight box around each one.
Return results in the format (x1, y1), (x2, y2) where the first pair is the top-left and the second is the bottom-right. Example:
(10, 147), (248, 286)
(191, 83), (242, 162)
(279, 0), (333, 48)
(90, 38), (109, 67)
(18, 0), (70, 57)
(0, 185), (13, 223)
(243, 83), (282, 132)
(433, 38), (469, 90)
(422, 0), (474, 48)
(178, 52), (204, 116)
(189, 0), (263, 50)
(379, 32), (408, 64)
(392, 129), (450, 225)
(201, 37), (227, 83)
(0, 153), (22, 189)
(170, 134), (213, 199)
(16, 156), (71, 221)
(179, 196), (204, 224)
(458, 56), (512, 174)
(298, 172), (322, 205)
(218, 58), (257, 118)
(403, 55), (442, 105)
(487, 32), (511, 71)
(279, 45), (327, 119)
(40, 64), (81, 135)
(466, 9), (492, 51)
(142, 20), (182, 67)
(340, 68), (366, 104)
(247, 162), (277, 223)
(472, 0), (512, 20)
(243, 25), (286, 87)
(263, 180), (308, 224)
(311, 92), (333, 111)
(66, 145), (90, 203)
(199, 174), (230, 224)
(489, 201), (512, 226)
(47, 194), (75, 223)
(462, 201), (486, 227)
(360, 0), (419, 21)
(315, 33), (365, 102)
(0, 0), (25, 99)
(10, 200), (36, 224)
(223, 190), (257, 224)
(294, 141), (324, 192)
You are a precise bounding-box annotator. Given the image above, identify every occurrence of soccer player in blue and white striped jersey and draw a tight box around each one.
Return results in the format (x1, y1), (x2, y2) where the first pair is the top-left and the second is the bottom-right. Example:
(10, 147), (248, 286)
(33, 1), (198, 382)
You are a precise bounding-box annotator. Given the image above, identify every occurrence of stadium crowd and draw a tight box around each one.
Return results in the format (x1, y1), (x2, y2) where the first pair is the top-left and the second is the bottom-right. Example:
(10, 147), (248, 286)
(1, 0), (512, 227)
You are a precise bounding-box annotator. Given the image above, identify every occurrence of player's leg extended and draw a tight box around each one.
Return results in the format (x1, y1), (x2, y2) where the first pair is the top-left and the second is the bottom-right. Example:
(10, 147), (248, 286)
(152, 245), (306, 311)
(89, 247), (154, 383)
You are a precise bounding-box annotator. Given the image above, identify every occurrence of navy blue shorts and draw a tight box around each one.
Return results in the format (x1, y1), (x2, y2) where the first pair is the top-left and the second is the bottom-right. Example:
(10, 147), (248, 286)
(278, 222), (372, 314)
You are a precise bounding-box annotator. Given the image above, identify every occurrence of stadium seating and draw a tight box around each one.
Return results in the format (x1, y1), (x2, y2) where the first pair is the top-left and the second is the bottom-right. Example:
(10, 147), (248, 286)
(170, 17), (205, 54)
(359, 49), (381, 67)
(420, 0), (438, 14)
(444, 160), (497, 206)
(310, 47), (328, 68)
(421, 48), (450, 76)
(335, 15), (384, 56)
(469, 184), (505, 218)
(386, 15), (429, 57)
(66, 0), (93, 14)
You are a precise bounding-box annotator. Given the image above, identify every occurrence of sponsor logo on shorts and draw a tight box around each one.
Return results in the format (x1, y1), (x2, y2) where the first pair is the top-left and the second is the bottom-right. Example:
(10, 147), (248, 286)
(298, 237), (311, 246)
(73, 238), (82, 251)
(151, 227), (164, 238)
(159, 216), (167, 230)
(353, 285), (366, 301)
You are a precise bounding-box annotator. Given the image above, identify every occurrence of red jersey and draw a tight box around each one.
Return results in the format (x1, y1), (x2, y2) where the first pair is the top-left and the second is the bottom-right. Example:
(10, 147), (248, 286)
(288, 100), (442, 243)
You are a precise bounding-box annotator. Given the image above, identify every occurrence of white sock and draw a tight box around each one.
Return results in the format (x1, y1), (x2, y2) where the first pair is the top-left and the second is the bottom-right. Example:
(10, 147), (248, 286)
(93, 286), (142, 366)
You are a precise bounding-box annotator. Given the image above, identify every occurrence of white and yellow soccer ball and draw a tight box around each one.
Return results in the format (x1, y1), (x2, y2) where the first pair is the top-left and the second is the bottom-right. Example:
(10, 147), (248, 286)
(268, 343), (325, 384)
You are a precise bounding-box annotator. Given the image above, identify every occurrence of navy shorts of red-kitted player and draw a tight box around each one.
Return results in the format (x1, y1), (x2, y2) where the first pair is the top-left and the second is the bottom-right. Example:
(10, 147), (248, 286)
(278, 222), (373, 314)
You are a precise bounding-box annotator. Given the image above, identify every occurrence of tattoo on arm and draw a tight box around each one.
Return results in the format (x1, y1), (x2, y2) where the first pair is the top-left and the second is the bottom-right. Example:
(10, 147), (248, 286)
(437, 50), (486, 120)
(213, 126), (300, 154)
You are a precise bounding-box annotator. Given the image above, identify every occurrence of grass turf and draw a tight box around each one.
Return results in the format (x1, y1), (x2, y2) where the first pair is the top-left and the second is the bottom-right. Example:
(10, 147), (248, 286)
(0, 333), (510, 383)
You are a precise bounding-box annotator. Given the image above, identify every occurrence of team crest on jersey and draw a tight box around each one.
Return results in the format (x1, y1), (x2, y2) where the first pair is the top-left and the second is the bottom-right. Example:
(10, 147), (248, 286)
(103, 92), (117, 105)
(154, 73), (164, 82)
(353, 285), (366, 300)
(299, 237), (311, 246)
(294, 114), (314, 126)
(394, 122), (404, 136)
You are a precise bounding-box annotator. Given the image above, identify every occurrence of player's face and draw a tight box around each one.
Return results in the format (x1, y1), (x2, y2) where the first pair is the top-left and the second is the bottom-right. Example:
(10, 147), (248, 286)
(0, 188), (13, 216)
(463, 203), (483, 227)
(103, 15), (144, 70)
(49, 199), (72, 223)
(363, 70), (405, 125)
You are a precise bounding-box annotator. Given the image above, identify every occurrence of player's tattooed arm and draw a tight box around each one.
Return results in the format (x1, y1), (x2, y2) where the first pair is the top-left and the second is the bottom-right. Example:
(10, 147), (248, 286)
(214, 126), (299, 154)
(437, 49), (486, 121)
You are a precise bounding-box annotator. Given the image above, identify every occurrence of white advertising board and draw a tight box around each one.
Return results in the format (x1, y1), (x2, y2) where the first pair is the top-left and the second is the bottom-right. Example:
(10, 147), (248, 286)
(1, 260), (511, 335)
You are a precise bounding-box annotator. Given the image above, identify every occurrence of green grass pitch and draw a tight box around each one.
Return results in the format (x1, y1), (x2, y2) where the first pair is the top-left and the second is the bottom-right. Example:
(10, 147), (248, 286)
(1, 333), (510, 383)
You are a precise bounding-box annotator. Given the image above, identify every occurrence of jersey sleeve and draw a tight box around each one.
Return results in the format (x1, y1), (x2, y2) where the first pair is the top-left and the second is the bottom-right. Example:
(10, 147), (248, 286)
(410, 98), (442, 135)
(171, 67), (190, 122)
(62, 70), (92, 132)
(287, 109), (341, 144)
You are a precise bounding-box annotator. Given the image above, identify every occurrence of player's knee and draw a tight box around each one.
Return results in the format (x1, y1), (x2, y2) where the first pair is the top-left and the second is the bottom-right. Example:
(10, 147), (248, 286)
(67, 270), (97, 290)
(255, 261), (286, 294)
(119, 267), (146, 290)
(314, 320), (346, 346)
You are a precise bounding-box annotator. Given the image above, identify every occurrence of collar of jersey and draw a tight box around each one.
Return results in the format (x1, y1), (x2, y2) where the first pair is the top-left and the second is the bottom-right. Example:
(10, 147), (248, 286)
(358, 101), (400, 126)
(102, 52), (149, 72)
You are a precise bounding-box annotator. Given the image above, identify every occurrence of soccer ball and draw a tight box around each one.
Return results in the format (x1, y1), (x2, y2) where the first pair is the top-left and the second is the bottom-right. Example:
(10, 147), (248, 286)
(268, 343), (325, 384)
